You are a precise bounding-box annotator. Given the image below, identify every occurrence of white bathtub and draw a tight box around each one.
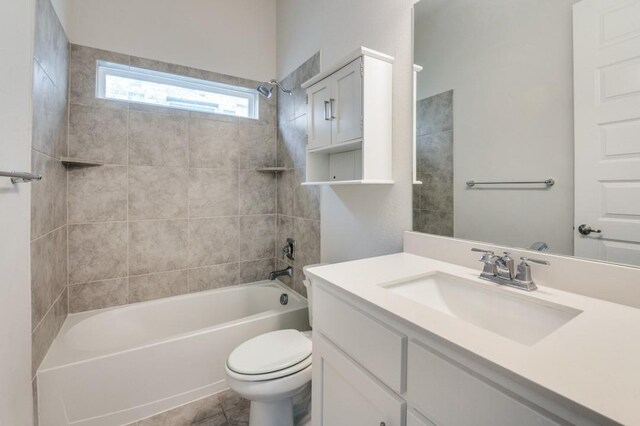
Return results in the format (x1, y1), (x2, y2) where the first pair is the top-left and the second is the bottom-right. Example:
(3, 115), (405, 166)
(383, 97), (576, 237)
(37, 281), (309, 426)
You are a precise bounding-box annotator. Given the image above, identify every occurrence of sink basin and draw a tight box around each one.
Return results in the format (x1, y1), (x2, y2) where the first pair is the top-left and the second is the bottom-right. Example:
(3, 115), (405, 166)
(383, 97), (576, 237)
(382, 272), (581, 345)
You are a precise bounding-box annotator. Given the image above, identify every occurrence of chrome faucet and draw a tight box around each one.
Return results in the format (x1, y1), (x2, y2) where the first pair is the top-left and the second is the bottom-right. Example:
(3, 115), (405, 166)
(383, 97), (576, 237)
(268, 266), (293, 281)
(471, 248), (549, 291)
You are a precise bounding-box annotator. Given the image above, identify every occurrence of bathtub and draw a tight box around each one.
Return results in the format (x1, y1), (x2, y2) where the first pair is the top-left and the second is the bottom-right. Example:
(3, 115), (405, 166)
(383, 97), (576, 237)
(37, 281), (309, 426)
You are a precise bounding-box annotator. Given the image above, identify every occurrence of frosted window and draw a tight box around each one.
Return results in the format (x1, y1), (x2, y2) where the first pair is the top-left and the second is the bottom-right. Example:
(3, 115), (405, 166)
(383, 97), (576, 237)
(96, 61), (258, 119)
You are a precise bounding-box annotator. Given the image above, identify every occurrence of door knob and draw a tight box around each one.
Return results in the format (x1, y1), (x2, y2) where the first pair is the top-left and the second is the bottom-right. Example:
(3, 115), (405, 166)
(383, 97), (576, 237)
(578, 224), (602, 236)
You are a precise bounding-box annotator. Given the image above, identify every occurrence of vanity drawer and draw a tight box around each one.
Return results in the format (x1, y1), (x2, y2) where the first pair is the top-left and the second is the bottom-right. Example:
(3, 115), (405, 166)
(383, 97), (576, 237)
(407, 341), (561, 426)
(313, 286), (406, 393)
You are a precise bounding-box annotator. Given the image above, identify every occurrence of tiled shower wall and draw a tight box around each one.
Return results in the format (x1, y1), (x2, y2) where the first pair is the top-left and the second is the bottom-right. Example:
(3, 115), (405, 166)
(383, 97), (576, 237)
(30, 0), (69, 382)
(413, 90), (454, 237)
(275, 54), (322, 295)
(66, 45), (279, 312)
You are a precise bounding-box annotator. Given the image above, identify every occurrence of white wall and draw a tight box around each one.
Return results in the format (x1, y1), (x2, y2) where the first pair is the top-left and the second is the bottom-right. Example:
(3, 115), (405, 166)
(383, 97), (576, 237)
(414, 0), (577, 255)
(53, 0), (276, 82)
(277, 0), (417, 263)
(0, 0), (35, 423)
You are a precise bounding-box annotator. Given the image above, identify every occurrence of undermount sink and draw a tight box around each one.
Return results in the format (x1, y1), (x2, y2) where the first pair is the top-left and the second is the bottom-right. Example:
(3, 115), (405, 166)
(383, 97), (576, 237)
(382, 272), (582, 346)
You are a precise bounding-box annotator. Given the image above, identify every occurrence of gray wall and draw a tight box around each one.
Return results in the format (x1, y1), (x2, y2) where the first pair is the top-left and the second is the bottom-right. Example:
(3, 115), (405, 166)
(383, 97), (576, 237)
(30, 0), (69, 391)
(66, 45), (279, 312)
(275, 54), (322, 296)
(413, 91), (454, 236)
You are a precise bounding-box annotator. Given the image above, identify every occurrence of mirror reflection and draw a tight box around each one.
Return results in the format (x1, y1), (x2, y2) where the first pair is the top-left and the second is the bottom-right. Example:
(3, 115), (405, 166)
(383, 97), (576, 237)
(413, 0), (640, 268)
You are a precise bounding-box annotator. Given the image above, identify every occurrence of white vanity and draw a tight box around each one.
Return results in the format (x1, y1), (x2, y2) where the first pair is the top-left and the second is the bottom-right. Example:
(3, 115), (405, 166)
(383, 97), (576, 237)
(306, 233), (640, 426)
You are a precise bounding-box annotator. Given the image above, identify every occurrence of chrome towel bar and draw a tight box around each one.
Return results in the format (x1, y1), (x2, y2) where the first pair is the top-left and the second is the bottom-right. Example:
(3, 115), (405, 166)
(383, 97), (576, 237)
(0, 170), (42, 183)
(466, 178), (555, 188)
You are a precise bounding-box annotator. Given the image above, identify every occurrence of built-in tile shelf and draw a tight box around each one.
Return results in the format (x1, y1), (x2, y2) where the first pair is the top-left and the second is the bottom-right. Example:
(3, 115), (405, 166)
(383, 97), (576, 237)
(256, 167), (286, 173)
(60, 157), (104, 167)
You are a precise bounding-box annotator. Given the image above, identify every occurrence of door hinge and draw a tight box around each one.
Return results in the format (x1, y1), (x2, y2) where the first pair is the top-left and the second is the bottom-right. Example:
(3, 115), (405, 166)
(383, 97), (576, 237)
(305, 94), (309, 105)
(305, 134), (309, 145)
(361, 117), (364, 130)
(360, 63), (364, 77)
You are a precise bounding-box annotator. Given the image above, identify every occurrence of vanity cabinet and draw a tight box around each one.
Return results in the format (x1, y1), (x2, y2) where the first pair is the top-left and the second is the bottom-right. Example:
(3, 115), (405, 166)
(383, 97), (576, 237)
(302, 47), (393, 185)
(312, 283), (597, 426)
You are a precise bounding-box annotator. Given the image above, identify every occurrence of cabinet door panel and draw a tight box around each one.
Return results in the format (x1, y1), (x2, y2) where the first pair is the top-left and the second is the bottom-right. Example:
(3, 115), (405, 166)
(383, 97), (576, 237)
(407, 341), (560, 426)
(314, 287), (406, 393)
(307, 81), (332, 150)
(332, 58), (363, 145)
(313, 334), (404, 426)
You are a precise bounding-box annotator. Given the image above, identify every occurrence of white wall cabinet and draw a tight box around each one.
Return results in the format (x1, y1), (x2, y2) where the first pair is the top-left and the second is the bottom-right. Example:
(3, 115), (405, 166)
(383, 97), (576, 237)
(302, 47), (393, 185)
(312, 282), (607, 426)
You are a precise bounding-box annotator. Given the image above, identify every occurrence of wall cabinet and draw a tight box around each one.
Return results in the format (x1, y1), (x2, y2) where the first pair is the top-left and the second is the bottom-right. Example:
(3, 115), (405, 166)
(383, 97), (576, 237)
(302, 47), (393, 185)
(312, 283), (605, 426)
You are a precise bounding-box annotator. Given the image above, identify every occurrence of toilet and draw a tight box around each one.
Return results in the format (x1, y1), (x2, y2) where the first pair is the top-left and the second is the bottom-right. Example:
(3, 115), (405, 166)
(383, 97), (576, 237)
(224, 265), (322, 426)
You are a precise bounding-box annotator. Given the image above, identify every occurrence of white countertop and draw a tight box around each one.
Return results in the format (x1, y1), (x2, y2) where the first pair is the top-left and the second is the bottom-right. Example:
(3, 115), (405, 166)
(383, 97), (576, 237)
(306, 252), (640, 425)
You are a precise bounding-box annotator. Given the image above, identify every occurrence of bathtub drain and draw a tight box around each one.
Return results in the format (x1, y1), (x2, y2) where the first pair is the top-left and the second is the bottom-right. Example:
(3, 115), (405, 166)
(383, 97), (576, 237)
(280, 293), (289, 305)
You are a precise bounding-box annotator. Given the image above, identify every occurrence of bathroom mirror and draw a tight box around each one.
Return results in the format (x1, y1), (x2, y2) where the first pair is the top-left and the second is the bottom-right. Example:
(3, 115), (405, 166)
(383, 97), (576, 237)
(412, 0), (640, 268)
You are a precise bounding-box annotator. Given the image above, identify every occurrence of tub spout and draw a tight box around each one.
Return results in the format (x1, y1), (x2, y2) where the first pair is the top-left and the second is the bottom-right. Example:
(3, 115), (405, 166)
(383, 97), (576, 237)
(269, 266), (293, 281)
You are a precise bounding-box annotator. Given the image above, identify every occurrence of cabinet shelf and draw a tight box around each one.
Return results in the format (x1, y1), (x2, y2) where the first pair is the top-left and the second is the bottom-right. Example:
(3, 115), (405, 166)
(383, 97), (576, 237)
(307, 140), (362, 155)
(302, 179), (394, 186)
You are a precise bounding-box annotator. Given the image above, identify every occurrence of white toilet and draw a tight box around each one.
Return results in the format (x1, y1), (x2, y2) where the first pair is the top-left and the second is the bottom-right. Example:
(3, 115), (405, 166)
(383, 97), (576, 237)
(224, 265), (321, 426)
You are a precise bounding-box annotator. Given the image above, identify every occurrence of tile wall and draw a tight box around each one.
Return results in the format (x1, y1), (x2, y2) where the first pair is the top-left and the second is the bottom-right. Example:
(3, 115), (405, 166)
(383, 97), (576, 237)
(30, 0), (69, 390)
(66, 45), (279, 312)
(275, 54), (322, 295)
(413, 90), (454, 237)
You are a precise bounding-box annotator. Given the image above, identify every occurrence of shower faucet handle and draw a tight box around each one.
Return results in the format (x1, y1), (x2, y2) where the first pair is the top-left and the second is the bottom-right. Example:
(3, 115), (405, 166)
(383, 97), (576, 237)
(282, 238), (296, 261)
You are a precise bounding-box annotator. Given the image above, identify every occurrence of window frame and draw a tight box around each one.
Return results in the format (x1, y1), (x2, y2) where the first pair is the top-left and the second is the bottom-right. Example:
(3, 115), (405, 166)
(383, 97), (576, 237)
(96, 61), (259, 119)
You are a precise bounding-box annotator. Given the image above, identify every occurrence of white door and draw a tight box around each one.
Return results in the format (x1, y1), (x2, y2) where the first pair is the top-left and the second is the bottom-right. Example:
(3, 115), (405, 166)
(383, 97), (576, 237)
(331, 58), (363, 145)
(574, 0), (640, 266)
(312, 334), (404, 426)
(0, 0), (36, 424)
(307, 80), (333, 150)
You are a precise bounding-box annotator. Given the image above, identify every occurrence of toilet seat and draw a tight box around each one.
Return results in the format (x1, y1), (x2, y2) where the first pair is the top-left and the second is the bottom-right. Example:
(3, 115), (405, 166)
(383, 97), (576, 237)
(226, 329), (312, 382)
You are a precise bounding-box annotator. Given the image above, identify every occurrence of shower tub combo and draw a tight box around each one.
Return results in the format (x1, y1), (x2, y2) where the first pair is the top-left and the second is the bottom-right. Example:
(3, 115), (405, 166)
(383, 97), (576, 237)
(37, 281), (309, 426)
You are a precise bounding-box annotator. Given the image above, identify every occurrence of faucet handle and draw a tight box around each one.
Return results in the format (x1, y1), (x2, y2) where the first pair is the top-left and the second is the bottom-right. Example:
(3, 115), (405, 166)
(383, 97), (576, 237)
(471, 248), (494, 254)
(520, 257), (550, 266)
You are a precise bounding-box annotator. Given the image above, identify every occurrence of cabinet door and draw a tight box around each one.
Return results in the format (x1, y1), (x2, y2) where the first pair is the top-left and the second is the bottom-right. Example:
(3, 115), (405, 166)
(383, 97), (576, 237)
(407, 341), (561, 426)
(313, 334), (404, 426)
(307, 80), (332, 150)
(331, 58), (363, 145)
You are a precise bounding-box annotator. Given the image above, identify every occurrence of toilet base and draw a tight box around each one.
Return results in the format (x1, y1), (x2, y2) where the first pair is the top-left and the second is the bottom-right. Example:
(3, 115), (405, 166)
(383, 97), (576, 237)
(249, 399), (294, 426)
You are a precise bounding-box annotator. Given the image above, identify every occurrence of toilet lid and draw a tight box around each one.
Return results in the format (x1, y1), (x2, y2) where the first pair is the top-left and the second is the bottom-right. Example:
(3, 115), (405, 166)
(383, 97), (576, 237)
(227, 329), (312, 375)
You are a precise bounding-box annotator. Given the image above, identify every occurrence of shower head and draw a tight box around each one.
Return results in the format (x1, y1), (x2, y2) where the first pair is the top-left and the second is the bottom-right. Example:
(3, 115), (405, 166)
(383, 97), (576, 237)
(256, 79), (292, 98)
(256, 84), (273, 98)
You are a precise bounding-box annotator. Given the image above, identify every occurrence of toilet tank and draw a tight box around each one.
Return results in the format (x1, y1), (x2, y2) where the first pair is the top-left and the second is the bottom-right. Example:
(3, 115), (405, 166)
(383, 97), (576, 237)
(302, 264), (326, 328)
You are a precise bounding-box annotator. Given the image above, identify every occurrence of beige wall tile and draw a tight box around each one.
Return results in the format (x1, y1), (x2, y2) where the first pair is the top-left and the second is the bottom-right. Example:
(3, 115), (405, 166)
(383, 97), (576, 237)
(189, 217), (239, 267)
(189, 117), (239, 169)
(52, 160), (67, 228)
(189, 169), (238, 218)
(129, 220), (188, 275)
(188, 263), (239, 293)
(31, 232), (55, 329)
(34, 0), (68, 91)
(129, 270), (188, 303)
(32, 288), (66, 376)
(69, 278), (128, 313)
(31, 150), (54, 240)
(68, 222), (128, 284)
(239, 170), (276, 215)
(239, 215), (275, 261)
(68, 104), (128, 164)
(238, 124), (276, 169)
(129, 111), (189, 167)
(32, 61), (66, 157)
(68, 165), (128, 223)
(239, 258), (274, 284)
(129, 166), (188, 220)
(69, 44), (129, 109)
(293, 168), (320, 221)
(294, 218), (320, 269)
